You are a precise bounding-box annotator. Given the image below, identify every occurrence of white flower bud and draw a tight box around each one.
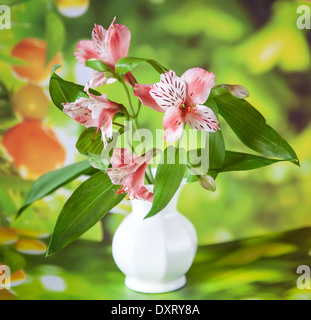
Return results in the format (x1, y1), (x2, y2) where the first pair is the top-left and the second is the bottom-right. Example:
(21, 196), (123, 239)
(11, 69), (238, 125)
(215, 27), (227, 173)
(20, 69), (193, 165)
(198, 175), (216, 192)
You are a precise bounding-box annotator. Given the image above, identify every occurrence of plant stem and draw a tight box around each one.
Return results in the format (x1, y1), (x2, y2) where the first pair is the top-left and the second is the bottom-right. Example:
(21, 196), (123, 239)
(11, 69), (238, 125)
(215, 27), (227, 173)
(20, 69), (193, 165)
(112, 122), (124, 128)
(121, 81), (154, 184)
(122, 81), (136, 118)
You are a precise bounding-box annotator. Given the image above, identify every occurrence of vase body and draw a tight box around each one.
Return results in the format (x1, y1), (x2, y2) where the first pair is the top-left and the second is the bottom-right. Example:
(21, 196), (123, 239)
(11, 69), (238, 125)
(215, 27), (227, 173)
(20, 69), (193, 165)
(112, 185), (197, 293)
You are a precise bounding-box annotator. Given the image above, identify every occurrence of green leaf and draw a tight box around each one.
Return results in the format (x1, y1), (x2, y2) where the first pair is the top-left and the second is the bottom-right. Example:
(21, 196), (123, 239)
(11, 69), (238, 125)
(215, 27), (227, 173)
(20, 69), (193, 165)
(47, 172), (125, 256)
(49, 67), (101, 111)
(214, 93), (299, 165)
(17, 161), (93, 217)
(76, 127), (103, 155)
(115, 57), (168, 79)
(49, 71), (88, 111)
(45, 11), (65, 64)
(85, 59), (114, 73)
(87, 153), (109, 172)
(187, 98), (225, 180)
(145, 146), (187, 219)
(220, 151), (285, 172)
(205, 98), (225, 179)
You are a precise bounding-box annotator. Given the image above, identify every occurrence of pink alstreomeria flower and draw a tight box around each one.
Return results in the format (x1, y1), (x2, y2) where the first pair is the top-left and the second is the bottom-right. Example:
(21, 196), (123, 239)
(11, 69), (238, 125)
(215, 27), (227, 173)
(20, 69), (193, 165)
(107, 148), (154, 202)
(74, 17), (136, 88)
(62, 92), (122, 147)
(134, 68), (219, 142)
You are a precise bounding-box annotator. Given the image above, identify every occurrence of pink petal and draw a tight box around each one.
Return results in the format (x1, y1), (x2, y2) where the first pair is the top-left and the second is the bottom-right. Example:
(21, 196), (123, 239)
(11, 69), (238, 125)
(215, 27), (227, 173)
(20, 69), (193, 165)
(123, 162), (148, 187)
(185, 104), (219, 132)
(162, 107), (185, 143)
(62, 98), (99, 128)
(128, 185), (153, 202)
(181, 68), (215, 106)
(107, 166), (130, 186)
(133, 84), (164, 112)
(150, 70), (186, 111)
(108, 21), (131, 64)
(91, 71), (117, 87)
(74, 40), (99, 65)
(99, 107), (120, 143)
(92, 24), (114, 68)
(110, 148), (138, 168)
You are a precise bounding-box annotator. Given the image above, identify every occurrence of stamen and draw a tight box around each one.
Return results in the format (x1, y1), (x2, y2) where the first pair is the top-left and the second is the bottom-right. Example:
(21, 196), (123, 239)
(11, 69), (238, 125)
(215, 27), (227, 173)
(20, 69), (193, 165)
(93, 126), (101, 142)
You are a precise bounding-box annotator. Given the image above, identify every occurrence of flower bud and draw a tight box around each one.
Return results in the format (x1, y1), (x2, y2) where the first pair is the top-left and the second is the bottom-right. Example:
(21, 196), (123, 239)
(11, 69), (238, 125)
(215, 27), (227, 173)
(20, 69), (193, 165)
(198, 175), (216, 192)
(214, 84), (249, 99)
(228, 85), (249, 99)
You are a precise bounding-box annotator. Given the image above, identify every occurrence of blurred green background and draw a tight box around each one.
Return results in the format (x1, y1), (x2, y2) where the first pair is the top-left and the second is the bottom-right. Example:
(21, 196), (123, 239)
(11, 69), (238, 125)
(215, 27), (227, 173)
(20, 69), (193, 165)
(0, 0), (311, 300)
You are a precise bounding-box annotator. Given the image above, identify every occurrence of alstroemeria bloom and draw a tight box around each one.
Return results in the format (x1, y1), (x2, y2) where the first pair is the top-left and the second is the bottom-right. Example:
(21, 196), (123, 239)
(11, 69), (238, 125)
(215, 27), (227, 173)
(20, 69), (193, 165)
(107, 148), (154, 202)
(62, 92), (122, 147)
(134, 68), (219, 142)
(74, 17), (135, 88)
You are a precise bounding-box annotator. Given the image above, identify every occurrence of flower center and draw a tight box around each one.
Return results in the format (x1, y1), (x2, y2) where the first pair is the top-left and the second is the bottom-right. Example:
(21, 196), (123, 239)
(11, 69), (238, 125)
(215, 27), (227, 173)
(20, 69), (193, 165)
(181, 103), (197, 114)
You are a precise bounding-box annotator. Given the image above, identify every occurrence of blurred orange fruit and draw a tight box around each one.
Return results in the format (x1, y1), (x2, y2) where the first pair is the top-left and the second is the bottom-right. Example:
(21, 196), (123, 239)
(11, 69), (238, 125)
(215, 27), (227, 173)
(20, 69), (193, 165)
(11, 38), (62, 83)
(2, 120), (66, 179)
(12, 84), (50, 120)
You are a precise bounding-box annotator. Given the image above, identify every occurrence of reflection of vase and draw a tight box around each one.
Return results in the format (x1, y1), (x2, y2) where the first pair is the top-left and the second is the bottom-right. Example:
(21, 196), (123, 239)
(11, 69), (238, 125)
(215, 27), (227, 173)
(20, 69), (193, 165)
(112, 184), (198, 293)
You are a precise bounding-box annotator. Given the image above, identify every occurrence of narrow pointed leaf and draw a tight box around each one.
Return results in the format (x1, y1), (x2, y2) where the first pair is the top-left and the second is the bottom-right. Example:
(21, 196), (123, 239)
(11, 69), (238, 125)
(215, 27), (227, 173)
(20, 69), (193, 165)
(220, 151), (285, 172)
(17, 161), (93, 217)
(85, 59), (114, 73)
(145, 146), (187, 219)
(47, 172), (125, 256)
(115, 57), (168, 79)
(214, 93), (299, 165)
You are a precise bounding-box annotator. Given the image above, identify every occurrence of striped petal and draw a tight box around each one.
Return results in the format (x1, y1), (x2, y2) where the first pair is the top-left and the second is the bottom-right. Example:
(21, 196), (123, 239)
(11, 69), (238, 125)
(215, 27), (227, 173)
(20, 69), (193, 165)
(134, 84), (164, 112)
(150, 70), (186, 111)
(185, 104), (219, 132)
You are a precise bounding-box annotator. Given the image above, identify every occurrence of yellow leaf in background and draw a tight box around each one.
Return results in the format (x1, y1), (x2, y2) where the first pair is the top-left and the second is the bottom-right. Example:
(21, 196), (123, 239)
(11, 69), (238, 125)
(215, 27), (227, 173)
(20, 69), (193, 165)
(10, 269), (27, 287)
(14, 239), (47, 255)
(0, 227), (18, 245)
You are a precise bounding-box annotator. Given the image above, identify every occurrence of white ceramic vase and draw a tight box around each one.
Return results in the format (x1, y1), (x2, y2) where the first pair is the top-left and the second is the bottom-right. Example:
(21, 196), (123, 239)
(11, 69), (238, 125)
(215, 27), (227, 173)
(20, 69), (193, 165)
(112, 184), (198, 293)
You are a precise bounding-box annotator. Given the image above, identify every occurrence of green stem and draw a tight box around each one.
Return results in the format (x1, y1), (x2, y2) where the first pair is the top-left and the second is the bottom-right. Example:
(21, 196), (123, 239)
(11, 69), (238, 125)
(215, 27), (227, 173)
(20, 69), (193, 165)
(112, 122), (124, 128)
(133, 101), (142, 118)
(121, 81), (154, 184)
(122, 81), (136, 118)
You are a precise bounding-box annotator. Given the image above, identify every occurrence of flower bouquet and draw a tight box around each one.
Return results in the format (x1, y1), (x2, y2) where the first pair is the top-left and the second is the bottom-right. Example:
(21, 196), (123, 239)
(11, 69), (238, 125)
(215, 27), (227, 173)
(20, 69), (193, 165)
(18, 18), (298, 293)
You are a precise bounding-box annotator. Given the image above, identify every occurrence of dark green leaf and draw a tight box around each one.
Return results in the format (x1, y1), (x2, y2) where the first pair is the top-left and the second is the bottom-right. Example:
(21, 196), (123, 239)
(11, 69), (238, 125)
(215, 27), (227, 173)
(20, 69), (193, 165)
(187, 98), (225, 180)
(47, 172), (125, 256)
(214, 93), (299, 165)
(85, 59), (114, 73)
(220, 151), (285, 172)
(17, 161), (93, 217)
(145, 146), (187, 219)
(45, 11), (65, 64)
(76, 127), (104, 155)
(49, 67), (101, 111)
(115, 57), (168, 79)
